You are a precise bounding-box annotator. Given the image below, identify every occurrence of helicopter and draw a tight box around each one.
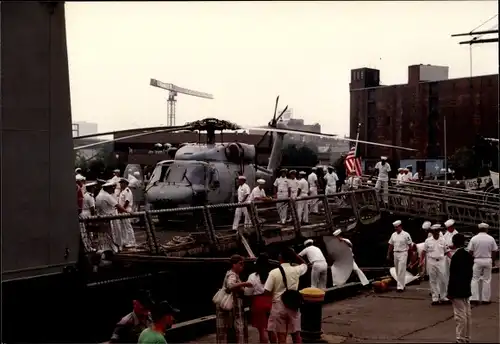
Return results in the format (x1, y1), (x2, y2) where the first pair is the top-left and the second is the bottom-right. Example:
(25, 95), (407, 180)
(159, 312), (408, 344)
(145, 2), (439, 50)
(74, 96), (418, 228)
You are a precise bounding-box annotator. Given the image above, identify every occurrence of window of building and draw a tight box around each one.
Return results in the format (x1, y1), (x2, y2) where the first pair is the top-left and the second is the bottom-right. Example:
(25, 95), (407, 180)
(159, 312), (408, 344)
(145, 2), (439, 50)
(429, 82), (438, 97)
(360, 71), (364, 79)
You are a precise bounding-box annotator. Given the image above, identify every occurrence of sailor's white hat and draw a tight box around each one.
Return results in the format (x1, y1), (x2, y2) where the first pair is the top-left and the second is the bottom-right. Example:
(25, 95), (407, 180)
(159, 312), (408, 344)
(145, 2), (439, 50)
(103, 181), (116, 187)
(75, 167), (82, 173)
(478, 222), (490, 229)
(405, 165), (412, 169)
(381, 156), (388, 160)
(422, 221), (432, 230)
(76, 175), (86, 181)
(431, 224), (442, 230)
(311, 167), (317, 171)
(85, 181), (97, 187)
(333, 229), (342, 237)
(257, 179), (266, 184)
(304, 239), (314, 245)
(444, 219), (455, 228)
(398, 168), (403, 171)
(113, 169), (120, 173)
(289, 170), (297, 174)
(119, 177), (129, 183)
(392, 220), (402, 227)
(299, 171), (306, 175)
(238, 175), (247, 180)
(133, 171), (141, 176)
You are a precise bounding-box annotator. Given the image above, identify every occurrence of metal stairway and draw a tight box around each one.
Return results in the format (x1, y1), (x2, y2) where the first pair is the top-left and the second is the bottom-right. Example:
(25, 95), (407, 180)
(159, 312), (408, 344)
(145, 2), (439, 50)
(357, 184), (500, 231)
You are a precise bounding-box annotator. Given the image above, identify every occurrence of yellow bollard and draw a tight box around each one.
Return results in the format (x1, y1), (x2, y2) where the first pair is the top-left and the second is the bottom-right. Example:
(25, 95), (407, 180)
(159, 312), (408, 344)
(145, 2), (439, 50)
(300, 287), (326, 343)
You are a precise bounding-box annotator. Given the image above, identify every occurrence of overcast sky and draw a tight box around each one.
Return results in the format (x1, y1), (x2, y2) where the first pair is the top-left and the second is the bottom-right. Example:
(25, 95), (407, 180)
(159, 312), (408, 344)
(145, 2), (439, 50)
(65, 1), (498, 137)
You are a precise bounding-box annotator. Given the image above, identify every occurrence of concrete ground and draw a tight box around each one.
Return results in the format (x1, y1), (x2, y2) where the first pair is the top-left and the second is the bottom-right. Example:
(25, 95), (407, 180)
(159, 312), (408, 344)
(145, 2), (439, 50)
(190, 273), (498, 343)
(322, 275), (499, 343)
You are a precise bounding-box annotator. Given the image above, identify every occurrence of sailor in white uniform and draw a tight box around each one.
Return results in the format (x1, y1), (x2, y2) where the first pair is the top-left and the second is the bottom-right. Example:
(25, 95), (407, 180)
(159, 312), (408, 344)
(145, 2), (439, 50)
(297, 171), (310, 224)
(273, 169), (290, 225)
(443, 219), (458, 278)
(80, 181), (97, 251)
(308, 168), (320, 213)
(118, 178), (137, 248)
(396, 168), (404, 185)
(345, 169), (361, 190)
(249, 179), (267, 202)
(299, 239), (328, 289)
(334, 229), (369, 286)
(95, 181), (128, 252)
(287, 170), (300, 222)
(420, 224), (450, 304)
(374, 156), (391, 203)
(110, 169), (122, 199)
(232, 175), (251, 230)
(467, 223), (498, 304)
(387, 220), (412, 292)
(324, 167), (338, 195)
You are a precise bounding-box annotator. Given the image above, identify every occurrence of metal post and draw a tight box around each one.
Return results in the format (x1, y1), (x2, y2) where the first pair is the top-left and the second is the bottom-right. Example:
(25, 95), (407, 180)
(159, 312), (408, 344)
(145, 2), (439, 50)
(300, 288), (326, 343)
(444, 113), (447, 186)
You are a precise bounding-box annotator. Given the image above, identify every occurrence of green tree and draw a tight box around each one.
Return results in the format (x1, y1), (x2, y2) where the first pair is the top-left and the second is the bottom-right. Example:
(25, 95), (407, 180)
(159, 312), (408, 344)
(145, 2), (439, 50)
(449, 147), (477, 179)
(281, 143), (318, 168)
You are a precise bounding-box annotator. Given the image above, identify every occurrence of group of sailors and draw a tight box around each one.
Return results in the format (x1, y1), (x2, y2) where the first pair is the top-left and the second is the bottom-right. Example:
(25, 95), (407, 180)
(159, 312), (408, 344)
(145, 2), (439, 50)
(396, 165), (420, 184)
(233, 167), (362, 229)
(388, 218), (498, 306)
(76, 168), (142, 253)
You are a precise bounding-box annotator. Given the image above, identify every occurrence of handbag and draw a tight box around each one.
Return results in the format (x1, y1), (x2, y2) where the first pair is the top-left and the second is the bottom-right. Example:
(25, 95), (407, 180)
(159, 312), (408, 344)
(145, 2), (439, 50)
(212, 273), (234, 311)
(278, 265), (303, 311)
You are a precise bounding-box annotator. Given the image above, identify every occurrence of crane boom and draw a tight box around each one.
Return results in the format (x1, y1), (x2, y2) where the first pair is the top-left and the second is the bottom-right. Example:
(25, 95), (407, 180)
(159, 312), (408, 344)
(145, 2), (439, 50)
(150, 78), (214, 99)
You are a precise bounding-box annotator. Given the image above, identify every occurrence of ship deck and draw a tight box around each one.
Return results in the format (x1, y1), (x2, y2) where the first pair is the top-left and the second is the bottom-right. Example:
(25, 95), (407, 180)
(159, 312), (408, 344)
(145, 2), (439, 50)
(188, 272), (499, 343)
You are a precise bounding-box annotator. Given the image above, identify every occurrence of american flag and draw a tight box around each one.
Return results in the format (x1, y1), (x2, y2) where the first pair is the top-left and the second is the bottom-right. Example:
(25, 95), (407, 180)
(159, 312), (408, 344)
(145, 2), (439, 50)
(344, 146), (363, 176)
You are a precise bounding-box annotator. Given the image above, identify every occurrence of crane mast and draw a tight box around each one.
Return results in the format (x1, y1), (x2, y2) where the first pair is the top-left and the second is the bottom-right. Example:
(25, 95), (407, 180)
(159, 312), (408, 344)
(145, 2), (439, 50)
(150, 78), (214, 126)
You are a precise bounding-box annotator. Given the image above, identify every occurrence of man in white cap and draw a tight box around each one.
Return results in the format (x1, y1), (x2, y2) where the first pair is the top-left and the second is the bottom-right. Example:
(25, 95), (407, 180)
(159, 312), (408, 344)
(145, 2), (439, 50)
(232, 175), (251, 230)
(467, 223), (498, 304)
(405, 165), (414, 179)
(297, 171), (310, 224)
(80, 181), (97, 251)
(273, 169), (290, 225)
(334, 229), (369, 286)
(420, 224), (450, 305)
(119, 178), (137, 248)
(345, 169), (361, 190)
(110, 169), (122, 199)
(324, 167), (338, 195)
(308, 168), (320, 214)
(396, 168), (404, 185)
(387, 220), (412, 292)
(298, 239), (328, 289)
(443, 219), (458, 276)
(95, 181), (129, 252)
(374, 156), (391, 203)
(249, 179), (267, 202)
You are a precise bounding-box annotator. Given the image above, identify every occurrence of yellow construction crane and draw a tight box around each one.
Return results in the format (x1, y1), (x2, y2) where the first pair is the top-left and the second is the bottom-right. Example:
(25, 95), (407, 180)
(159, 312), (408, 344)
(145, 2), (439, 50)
(150, 78), (214, 126)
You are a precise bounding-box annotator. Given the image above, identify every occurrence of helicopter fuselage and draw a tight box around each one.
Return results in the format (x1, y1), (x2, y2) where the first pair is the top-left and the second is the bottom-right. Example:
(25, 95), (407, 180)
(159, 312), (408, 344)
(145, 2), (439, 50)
(144, 143), (274, 211)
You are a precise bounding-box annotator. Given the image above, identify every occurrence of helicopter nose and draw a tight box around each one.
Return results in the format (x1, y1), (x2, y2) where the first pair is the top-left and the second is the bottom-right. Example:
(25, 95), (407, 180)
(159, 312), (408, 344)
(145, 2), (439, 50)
(146, 185), (194, 209)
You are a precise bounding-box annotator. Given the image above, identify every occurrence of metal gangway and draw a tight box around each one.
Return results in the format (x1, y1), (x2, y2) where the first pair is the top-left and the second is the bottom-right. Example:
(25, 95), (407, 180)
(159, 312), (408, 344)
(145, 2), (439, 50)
(359, 176), (500, 230)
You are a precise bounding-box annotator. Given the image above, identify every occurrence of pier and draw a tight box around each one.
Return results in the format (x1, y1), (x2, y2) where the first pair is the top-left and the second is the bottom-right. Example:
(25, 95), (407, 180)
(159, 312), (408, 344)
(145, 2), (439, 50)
(188, 271), (499, 343)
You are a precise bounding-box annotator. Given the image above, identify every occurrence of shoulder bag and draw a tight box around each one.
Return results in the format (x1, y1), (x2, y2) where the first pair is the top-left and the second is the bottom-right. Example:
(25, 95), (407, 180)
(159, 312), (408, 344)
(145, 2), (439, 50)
(212, 272), (234, 311)
(278, 265), (303, 311)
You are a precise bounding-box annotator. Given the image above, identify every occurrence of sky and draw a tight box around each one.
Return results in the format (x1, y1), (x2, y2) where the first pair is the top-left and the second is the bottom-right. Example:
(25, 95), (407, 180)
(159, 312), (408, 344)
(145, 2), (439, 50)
(65, 1), (499, 137)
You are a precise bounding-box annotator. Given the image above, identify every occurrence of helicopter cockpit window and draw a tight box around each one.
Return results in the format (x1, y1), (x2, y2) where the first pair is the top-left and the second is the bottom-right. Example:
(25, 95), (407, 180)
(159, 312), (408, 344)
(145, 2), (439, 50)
(149, 164), (170, 184)
(164, 163), (206, 185)
(208, 167), (220, 187)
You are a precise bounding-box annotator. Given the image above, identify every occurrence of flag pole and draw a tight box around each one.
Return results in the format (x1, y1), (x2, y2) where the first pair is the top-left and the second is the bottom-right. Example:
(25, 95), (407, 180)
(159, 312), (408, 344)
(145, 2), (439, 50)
(354, 122), (361, 156)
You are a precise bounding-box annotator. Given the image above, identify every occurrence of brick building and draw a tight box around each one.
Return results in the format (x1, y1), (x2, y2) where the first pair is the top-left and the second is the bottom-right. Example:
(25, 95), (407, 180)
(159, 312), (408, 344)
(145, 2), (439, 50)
(349, 64), (498, 171)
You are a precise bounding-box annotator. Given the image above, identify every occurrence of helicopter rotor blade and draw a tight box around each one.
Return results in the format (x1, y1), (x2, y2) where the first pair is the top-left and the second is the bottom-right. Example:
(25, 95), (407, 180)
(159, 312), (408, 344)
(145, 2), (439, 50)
(74, 125), (190, 150)
(247, 127), (418, 152)
(275, 105), (288, 124)
(272, 95), (279, 125)
(73, 124), (188, 140)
